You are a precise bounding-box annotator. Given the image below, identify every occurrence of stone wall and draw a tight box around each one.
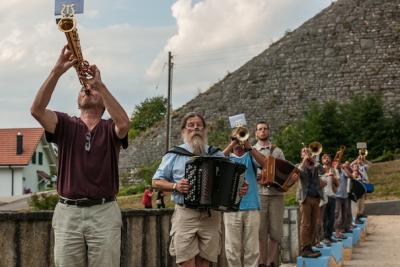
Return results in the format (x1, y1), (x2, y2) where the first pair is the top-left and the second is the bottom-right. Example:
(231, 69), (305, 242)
(0, 207), (299, 267)
(119, 0), (400, 172)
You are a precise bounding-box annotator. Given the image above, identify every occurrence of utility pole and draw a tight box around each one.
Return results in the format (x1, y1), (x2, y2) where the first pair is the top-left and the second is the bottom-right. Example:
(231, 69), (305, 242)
(166, 51), (174, 152)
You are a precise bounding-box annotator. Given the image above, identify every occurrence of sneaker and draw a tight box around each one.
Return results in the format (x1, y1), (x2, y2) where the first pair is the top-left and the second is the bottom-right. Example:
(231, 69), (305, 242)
(302, 248), (321, 258)
(314, 243), (323, 248)
(335, 234), (348, 239)
(323, 239), (332, 246)
(328, 237), (338, 243)
(355, 219), (364, 224)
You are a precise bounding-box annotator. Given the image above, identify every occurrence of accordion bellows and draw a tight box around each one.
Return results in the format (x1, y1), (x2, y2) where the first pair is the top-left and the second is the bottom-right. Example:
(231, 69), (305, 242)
(184, 156), (246, 211)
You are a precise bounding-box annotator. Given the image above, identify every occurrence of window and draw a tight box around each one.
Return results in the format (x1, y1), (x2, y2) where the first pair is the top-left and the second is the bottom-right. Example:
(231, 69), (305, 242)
(31, 152), (36, 164)
(38, 152), (43, 165)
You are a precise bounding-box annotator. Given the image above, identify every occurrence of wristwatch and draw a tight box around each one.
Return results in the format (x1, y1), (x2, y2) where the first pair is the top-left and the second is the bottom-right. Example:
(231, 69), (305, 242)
(172, 183), (177, 191)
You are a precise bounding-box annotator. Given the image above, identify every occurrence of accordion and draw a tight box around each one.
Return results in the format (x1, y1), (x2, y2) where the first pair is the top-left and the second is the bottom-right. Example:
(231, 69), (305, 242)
(184, 156), (246, 211)
(260, 156), (300, 192)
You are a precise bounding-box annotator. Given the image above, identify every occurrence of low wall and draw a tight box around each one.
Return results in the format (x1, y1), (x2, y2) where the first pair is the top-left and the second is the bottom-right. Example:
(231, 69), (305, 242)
(0, 207), (299, 267)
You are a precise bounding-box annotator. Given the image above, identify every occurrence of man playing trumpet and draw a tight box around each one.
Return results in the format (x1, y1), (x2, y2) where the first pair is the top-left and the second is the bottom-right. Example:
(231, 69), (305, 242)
(296, 146), (325, 258)
(31, 45), (129, 267)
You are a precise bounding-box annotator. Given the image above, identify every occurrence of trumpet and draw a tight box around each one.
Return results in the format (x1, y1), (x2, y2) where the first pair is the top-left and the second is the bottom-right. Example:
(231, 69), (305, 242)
(333, 145), (346, 164)
(359, 148), (368, 159)
(57, 4), (91, 85)
(231, 126), (249, 145)
(309, 141), (323, 157)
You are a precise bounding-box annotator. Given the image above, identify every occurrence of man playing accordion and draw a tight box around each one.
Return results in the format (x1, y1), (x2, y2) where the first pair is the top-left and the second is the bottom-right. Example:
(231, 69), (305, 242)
(152, 112), (248, 267)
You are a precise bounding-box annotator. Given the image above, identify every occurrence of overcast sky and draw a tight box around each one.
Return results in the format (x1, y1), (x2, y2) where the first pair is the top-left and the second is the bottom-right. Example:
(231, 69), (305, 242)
(0, 0), (333, 128)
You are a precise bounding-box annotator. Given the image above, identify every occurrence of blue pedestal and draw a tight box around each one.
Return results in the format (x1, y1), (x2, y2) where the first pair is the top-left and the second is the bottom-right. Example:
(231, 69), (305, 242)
(344, 227), (360, 245)
(353, 226), (361, 244)
(312, 242), (343, 263)
(356, 220), (366, 231)
(297, 256), (331, 267)
(342, 236), (353, 248)
(330, 241), (343, 262)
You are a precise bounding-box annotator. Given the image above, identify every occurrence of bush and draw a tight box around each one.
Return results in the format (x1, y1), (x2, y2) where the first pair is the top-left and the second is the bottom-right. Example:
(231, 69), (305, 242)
(273, 93), (400, 163)
(28, 193), (59, 210)
(118, 183), (146, 196)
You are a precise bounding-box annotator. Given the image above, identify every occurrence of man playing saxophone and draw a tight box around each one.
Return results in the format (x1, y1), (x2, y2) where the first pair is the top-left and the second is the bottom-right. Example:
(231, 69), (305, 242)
(31, 45), (129, 267)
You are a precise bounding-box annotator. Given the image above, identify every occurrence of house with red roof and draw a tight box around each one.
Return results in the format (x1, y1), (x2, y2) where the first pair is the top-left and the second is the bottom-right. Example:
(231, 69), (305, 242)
(0, 128), (57, 197)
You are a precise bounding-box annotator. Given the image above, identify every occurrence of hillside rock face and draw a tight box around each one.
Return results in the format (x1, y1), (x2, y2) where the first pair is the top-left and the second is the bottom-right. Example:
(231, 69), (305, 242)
(120, 0), (400, 172)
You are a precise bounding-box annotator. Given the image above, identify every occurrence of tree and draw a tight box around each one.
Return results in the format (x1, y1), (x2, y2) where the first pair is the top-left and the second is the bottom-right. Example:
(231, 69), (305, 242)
(272, 93), (400, 163)
(129, 96), (167, 139)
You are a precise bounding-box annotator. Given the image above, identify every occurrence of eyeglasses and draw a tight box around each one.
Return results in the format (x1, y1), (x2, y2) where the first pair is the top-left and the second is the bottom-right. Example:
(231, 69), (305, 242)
(185, 123), (204, 130)
(85, 132), (91, 152)
(257, 127), (269, 131)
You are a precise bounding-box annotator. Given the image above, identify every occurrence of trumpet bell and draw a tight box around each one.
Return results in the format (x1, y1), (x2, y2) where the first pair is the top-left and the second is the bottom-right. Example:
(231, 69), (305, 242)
(309, 141), (323, 156)
(359, 148), (368, 157)
(231, 126), (249, 142)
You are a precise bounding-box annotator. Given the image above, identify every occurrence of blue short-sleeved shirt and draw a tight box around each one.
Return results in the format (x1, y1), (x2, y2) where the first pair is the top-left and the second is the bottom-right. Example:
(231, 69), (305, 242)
(229, 152), (260, 210)
(152, 143), (225, 204)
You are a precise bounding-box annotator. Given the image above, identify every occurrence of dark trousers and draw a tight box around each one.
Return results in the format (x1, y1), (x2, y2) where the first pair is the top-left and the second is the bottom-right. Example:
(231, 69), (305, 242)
(300, 196), (321, 251)
(323, 197), (336, 239)
(345, 198), (353, 230)
(334, 197), (348, 230)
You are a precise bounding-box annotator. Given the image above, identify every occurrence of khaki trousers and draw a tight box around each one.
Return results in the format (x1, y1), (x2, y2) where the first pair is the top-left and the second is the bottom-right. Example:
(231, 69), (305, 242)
(224, 210), (260, 267)
(357, 194), (366, 216)
(299, 196), (320, 251)
(52, 201), (122, 267)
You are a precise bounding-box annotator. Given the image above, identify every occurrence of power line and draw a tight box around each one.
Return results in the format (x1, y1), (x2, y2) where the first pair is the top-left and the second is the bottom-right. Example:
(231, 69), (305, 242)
(154, 62), (167, 91)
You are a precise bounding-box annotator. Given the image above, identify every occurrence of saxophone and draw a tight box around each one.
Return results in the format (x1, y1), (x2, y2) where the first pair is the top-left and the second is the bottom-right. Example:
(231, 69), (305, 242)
(57, 4), (90, 85)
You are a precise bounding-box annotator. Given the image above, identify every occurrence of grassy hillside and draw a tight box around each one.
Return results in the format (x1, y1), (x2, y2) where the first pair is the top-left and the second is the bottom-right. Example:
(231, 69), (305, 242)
(284, 159), (400, 205)
(118, 160), (400, 210)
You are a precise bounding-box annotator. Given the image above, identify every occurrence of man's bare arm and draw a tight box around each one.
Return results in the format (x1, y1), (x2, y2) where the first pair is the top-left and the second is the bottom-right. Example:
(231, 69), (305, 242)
(31, 46), (76, 133)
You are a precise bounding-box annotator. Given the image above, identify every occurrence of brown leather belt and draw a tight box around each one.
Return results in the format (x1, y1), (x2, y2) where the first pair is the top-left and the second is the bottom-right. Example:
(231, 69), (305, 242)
(59, 196), (115, 207)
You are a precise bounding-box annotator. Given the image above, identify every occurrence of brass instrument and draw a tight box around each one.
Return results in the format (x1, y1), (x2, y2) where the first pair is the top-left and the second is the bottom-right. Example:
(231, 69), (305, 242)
(359, 148), (368, 159)
(309, 141), (323, 157)
(57, 4), (91, 85)
(333, 145), (346, 164)
(231, 126), (249, 145)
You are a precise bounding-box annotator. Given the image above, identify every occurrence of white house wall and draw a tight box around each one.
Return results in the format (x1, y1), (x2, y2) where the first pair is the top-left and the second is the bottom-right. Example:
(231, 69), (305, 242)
(22, 141), (52, 193)
(0, 167), (23, 197)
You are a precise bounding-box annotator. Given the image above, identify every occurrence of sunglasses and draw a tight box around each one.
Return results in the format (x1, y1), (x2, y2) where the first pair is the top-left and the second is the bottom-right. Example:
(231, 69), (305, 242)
(85, 132), (91, 152)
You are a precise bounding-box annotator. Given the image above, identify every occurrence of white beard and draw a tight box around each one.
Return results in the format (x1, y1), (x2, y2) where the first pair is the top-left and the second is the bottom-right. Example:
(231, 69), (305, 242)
(184, 133), (206, 155)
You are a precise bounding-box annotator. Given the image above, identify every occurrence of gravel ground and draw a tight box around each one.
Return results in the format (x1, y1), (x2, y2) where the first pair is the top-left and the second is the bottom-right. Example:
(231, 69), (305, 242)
(280, 215), (400, 267)
(344, 215), (400, 267)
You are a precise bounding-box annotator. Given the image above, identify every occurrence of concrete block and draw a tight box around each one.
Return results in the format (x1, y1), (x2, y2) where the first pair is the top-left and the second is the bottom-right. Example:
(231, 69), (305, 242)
(297, 255), (335, 267)
(312, 242), (343, 265)
(343, 248), (352, 261)
(341, 236), (353, 248)
(344, 227), (361, 245)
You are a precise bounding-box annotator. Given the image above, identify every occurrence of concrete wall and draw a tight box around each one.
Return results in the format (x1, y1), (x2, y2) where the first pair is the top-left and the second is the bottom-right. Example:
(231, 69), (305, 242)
(0, 207), (299, 267)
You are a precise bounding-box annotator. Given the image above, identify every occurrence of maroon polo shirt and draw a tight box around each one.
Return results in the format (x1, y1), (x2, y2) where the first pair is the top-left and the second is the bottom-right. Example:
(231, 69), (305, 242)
(45, 111), (128, 199)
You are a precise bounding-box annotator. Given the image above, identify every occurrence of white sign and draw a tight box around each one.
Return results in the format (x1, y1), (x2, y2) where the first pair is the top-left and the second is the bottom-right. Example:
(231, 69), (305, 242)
(229, 114), (247, 128)
(356, 142), (367, 149)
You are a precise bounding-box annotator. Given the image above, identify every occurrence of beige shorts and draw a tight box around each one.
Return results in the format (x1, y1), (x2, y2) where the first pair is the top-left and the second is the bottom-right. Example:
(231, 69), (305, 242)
(259, 194), (284, 242)
(169, 205), (222, 263)
(52, 201), (122, 267)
